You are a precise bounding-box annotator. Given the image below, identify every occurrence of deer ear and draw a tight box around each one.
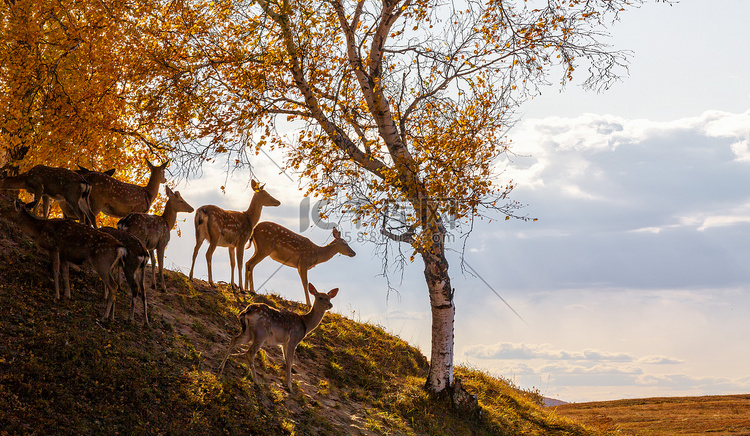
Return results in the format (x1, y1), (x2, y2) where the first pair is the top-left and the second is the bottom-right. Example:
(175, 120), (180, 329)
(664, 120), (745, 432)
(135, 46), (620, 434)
(328, 288), (339, 298)
(165, 185), (174, 197)
(332, 228), (340, 238)
(308, 282), (318, 295)
(160, 160), (169, 169)
(146, 160), (155, 170)
(104, 168), (116, 176)
(251, 179), (259, 192)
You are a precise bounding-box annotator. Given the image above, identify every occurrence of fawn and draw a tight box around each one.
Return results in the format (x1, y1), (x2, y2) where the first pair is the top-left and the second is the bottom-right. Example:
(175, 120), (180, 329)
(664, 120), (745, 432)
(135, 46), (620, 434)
(218, 283), (339, 390)
(117, 186), (194, 292)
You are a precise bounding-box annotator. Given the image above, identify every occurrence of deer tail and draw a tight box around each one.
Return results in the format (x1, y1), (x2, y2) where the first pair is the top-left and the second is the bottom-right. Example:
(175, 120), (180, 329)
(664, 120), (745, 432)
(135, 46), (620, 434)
(80, 181), (91, 198)
(117, 214), (134, 231)
(245, 227), (255, 250)
(194, 207), (207, 227)
(116, 246), (127, 267)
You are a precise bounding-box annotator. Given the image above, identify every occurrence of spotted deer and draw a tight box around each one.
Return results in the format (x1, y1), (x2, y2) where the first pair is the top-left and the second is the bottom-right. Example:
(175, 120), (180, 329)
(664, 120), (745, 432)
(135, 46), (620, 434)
(244, 223), (355, 306)
(218, 283), (339, 390)
(57, 167), (114, 219)
(117, 186), (194, 292)
(99, 227), (150, 325)
(1, 201), (125, 319)
(0, 165), (97, 226)
(82, 159), (168, 222)
(189, 180), (280, 293)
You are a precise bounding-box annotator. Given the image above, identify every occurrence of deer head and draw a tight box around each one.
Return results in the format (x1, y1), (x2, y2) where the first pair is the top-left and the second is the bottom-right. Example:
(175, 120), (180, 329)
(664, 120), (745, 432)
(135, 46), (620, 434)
(331, 228), (356, 257)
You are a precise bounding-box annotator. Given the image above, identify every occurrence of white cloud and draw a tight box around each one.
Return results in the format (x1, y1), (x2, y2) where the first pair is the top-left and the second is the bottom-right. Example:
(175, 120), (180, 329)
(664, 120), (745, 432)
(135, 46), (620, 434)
(730, 139), (750, 162)
(638, 355), (685, 365)
(635, 374), (750, 391)
(465, 342), (635, 362)
(385, 308), (427, 321)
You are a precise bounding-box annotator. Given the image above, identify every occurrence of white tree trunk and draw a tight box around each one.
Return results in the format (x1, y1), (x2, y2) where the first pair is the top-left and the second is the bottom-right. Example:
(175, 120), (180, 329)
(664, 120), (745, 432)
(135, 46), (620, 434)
(422, 247), (455, 393)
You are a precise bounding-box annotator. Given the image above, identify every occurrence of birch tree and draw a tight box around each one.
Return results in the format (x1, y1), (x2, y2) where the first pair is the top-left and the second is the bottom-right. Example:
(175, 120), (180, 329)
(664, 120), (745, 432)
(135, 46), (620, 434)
(166, 0), (666, 397)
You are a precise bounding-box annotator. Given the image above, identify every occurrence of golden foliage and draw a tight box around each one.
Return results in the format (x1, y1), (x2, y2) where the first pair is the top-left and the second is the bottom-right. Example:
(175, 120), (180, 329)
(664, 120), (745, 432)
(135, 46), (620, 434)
(2, 0), (645, 243)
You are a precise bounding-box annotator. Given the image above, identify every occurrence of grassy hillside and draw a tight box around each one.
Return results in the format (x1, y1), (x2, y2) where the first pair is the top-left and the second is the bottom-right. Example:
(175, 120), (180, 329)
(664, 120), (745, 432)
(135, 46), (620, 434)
(554, 395), (750, 436)
(0, 193), (602, 435)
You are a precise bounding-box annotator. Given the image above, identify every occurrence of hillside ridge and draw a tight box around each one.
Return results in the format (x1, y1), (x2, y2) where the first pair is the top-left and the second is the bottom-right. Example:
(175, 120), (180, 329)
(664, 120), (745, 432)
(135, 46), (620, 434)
(0, 193), (603, 435)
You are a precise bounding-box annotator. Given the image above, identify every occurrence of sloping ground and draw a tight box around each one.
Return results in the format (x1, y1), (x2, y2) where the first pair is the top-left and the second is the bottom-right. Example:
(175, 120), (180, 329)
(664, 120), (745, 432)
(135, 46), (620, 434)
(554, 395), (750, 435)
(0, 192), (601, 435)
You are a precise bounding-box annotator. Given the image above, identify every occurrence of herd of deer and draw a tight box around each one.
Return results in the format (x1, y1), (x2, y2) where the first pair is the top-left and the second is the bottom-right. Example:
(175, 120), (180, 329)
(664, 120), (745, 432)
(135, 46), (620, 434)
(0, 160), (356, 389)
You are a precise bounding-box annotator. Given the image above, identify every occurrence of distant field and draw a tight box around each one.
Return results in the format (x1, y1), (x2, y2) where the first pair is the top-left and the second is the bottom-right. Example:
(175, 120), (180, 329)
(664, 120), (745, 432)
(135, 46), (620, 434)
(554, 394), (750, 435)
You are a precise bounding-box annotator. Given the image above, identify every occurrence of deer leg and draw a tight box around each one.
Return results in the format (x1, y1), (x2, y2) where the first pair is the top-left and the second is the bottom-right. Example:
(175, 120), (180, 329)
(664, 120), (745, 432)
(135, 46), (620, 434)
(64, 193), (86, 224)
(228, 247), (236, 290)
(77, 195), (97, 228)
(148, 250), (158, 291)
(99, 256), (120, 321)
(298, 266), (311, 306)
(102, 276), (116, 321)
(283, 342), (298, 391)
(157, 245), (166, 292)
(243, 252), (265, 293)
(58, 200), (76, 219)
(243, 337), (266, 384)
(219, 324), (255, 374)
(123, 262), (138, 323)
(108, 270), (119, 320)
(41, 195), (51, 219)
(51, 251), (61, 300)
(139, 262), (149, 326)
(205, 242), (218, 287)
(189, 237), (204, 280)
(236, 245), (245, 293)
(61, 261), (72, 299)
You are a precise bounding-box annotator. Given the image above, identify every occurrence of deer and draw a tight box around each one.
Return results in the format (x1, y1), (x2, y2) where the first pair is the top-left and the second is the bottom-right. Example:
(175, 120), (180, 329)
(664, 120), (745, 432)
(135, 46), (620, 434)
(0, 164), (97, 227)
(99, 227), (150, 325)
(218, 283), (339, 390)
(81, 159), (168, 223)
(189, 179), (280, 293)
(244, 223), (356, 306)
(1, 200), (125, 319)
(117, 186), (194, 292)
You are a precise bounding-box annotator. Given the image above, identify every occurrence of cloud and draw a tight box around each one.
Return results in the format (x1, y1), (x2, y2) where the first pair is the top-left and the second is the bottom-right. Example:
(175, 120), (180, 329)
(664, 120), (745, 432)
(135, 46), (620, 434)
(635, 374), (750, 391)
(477, 110), (750, 291)
(385, 308), (427, 321)
(464, 342), (635, 362)
(638, 355), (685, 365)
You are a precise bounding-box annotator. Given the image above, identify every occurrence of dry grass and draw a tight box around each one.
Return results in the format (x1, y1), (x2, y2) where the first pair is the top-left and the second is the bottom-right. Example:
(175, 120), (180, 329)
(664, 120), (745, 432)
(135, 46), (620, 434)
(554, 395), (750, 435)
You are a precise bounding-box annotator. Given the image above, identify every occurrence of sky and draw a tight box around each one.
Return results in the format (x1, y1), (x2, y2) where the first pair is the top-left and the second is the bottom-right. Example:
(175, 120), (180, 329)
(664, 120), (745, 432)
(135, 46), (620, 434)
(162, 0), (750, 403)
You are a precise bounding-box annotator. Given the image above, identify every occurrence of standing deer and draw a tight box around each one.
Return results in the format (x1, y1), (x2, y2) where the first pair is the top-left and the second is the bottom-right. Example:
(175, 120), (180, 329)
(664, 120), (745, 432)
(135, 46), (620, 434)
(244, 223), (355, 306)
(82, 159), (168, 222)
(1, 201), (125, 319)
(99, 227), (150, 325)
(189, 180), (280, 293)
(0, 165), (97, 226)
(218, 283), (339, 390)
(117, 186), (194, 292)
